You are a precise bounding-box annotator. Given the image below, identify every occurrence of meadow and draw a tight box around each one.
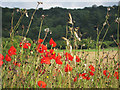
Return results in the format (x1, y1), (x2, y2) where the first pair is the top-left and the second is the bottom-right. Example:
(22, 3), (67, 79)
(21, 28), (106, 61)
(0, 2), (120, 88)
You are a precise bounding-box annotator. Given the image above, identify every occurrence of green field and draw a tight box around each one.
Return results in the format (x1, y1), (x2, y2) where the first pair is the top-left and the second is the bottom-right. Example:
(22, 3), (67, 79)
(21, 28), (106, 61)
(54, 47), (118, 52)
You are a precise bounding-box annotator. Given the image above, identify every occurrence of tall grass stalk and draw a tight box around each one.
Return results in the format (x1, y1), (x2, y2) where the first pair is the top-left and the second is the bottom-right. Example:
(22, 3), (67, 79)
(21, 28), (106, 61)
(95, 9), (110, 88)
(38, 18), (44, 41)
(10, 11), (14, 44)
(25, 3), (40, 37)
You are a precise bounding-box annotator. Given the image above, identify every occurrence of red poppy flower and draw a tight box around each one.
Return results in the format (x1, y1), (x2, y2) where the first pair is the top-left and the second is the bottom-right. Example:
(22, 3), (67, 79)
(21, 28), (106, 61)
(24, 43), (31, 49)
(20, 42), (31, 49)
(58, 53), (61, 57)
(5, 54), (11, 62)
(114, 71), (119, 80)
(41, 56), (51, 65)
(8, 46), (17, 56)
(37, 44), (47, 53)
(76, 56), (80, 62)
(50, 54), (56, 60)
(86, 76), (90, 80)
(0, 60), (4, 67)
(89, 65), (95, 72)
(17, 63), (21, 67)
(0, 53), (4, 61)
(50, 49), (55, 54)
(49, 38), (57, 47)
(103, 70), (110, 78)
(44, 50), (56, 60)
(81, 73), (87, 79)
(89, 71), (94, 76)
(65, 52), (73, 61)
(55, 55), (62, 65)
(45, 51), (51, 57)
(74, 76), (77, 82)
(81, 73), (90, 80)
(13, 61), (21, 67)
(38, 39), (43, 43)
(56, 69), (60, 72)
(79, 73), (82, 77)
(65, 64), (73, 72)
(116, 63), (120, 70)
(13, 61), (17, 65)
(39, 69), (42, 73)
(38, 81), (47, 88)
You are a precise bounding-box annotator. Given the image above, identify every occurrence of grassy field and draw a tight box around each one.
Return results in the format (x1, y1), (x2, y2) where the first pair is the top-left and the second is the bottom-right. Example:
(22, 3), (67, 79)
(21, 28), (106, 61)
(54, 47), (118, 52)
(1, 46), (119, 88)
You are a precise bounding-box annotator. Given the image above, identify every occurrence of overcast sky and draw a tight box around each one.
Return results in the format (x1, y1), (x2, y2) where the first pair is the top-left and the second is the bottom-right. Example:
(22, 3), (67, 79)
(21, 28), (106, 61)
(0, 0), (119, 9)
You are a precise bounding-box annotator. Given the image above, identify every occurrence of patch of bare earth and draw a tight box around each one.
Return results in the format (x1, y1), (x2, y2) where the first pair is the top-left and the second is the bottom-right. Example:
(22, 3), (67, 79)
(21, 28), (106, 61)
(79, 50), (118, 66)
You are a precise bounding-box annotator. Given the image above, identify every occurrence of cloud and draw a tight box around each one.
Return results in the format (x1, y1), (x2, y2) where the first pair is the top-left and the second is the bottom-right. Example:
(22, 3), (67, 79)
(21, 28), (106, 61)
(2, 2), (37, 9)
(1, 0), (119, 2)
(41, 2), (63, 9)
(1, 1), (119, 9)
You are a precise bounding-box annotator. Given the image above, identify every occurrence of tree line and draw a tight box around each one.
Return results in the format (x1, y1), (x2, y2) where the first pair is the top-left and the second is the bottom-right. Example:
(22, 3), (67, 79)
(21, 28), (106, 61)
(2, 5), (119, 48)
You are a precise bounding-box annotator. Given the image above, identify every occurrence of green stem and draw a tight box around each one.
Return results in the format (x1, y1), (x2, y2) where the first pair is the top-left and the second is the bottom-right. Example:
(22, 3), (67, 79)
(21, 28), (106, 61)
(38, 19), (44, 41)
(42, 32), (48, 44)
(13, 11), (25, 32)
(25, 4), (39, 37)
(10, 12), (14, 45)
(66, 25), (68, 39)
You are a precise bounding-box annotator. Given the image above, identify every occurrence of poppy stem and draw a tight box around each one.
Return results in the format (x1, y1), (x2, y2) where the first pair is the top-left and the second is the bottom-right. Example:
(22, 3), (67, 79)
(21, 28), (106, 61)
(51, 44), (53, 50)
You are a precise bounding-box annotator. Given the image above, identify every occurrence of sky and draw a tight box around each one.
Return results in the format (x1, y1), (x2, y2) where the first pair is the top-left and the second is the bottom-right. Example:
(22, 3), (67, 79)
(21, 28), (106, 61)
(0, 0), (119, 9)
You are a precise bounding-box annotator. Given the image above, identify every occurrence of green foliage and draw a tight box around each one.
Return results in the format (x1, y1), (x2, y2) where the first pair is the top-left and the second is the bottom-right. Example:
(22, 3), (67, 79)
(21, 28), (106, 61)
(102, 41), (114, 48)
(2, 6), (119, 49)
(2, 35), (33, 54)
(56, 40), (66, 49)
(2, 6), (118, 42)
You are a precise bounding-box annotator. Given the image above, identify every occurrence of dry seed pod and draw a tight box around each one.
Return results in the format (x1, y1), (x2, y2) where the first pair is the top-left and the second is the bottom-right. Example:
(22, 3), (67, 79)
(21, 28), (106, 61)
(68, 13), (73, 25)
(62, 37), (70, 46)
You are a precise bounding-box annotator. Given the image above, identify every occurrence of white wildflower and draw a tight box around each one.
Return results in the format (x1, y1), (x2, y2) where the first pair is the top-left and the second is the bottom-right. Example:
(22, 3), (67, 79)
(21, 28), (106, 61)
(30, 51), (33, 54)
(115, 17), (120, 23)
(107, 8), (110, 11)
(84, 70), (86, 73)
(42, 15), (45, 18)
(44, 28), (49, 32)
(50, 31), (52, 34)
(82, 44), (85, 46)
(16, 9), (19, 12)
(23, 37), (26, 41)
(26, 13), (28, 17)
(84, 64), (86, 67)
